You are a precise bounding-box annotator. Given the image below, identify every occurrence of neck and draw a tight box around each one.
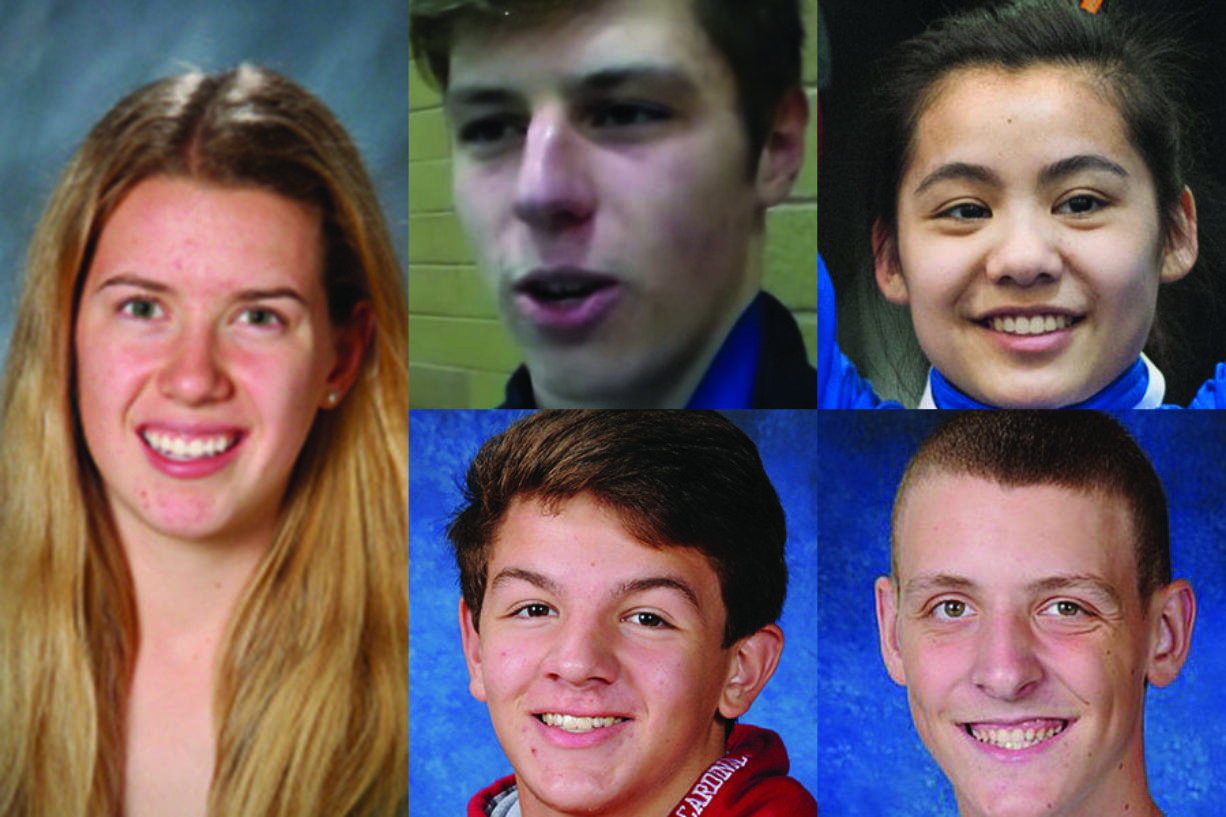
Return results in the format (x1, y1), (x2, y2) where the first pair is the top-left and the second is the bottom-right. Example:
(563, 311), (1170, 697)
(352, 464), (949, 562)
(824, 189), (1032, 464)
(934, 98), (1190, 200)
(121, 520), (272, 660)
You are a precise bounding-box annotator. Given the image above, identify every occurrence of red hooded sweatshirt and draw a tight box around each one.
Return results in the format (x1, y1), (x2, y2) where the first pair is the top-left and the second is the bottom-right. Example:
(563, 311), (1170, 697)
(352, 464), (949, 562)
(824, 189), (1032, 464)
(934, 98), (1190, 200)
(467, 724), (816, 817)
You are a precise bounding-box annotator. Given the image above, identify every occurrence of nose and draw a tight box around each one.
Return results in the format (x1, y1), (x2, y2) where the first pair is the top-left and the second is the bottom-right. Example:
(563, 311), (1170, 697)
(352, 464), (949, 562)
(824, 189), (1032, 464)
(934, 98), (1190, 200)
(156, 323), (233, 405)
(969, 611), (1043, 701)
(984, 211), (1063, 287)
(541, 613), (619, 686)
(512, 108), (596, 232)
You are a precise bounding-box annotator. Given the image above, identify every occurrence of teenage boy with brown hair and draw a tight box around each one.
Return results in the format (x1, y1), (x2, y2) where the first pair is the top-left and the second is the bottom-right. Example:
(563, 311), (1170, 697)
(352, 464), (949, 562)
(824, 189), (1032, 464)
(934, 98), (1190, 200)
(411, 1), (814, 408)
(449, 410), (816, 816)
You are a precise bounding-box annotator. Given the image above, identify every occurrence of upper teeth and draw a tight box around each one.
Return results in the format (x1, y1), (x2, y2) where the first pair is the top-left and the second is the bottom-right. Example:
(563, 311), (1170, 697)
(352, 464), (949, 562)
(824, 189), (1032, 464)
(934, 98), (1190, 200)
(970, 723), (1065, 750)
(991, 315), (1073, 335)
(540, 713), (625, 733)
(143, 430), (237, 461)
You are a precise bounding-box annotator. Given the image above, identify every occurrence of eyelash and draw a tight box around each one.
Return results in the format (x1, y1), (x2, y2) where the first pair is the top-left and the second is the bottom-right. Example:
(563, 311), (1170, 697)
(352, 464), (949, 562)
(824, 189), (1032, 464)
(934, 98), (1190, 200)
(937, 202), (991, 221)
(936, 194), (1110, 221)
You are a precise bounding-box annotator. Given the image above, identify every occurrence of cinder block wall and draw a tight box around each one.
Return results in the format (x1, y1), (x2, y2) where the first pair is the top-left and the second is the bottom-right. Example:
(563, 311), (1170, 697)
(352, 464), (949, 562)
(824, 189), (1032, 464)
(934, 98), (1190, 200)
(409, 0), (818, 408)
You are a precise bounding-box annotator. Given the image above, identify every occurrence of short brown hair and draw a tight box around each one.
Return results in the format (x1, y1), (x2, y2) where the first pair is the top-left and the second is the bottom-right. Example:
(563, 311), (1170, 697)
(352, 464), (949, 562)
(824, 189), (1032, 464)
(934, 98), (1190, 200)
(892, 411), (1171, 602)
(409, 0), (804, 169)
(448, 410), (788, 647)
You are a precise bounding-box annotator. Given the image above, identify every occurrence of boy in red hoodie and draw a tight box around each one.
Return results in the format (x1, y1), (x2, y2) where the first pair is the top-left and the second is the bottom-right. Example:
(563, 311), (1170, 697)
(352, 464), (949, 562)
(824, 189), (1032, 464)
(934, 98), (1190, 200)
(448, 411), (817, 817)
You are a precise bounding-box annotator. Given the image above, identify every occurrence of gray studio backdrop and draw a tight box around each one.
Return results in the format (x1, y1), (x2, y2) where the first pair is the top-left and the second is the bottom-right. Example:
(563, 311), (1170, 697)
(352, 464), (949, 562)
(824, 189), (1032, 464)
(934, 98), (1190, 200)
(0, 0), (407, 364)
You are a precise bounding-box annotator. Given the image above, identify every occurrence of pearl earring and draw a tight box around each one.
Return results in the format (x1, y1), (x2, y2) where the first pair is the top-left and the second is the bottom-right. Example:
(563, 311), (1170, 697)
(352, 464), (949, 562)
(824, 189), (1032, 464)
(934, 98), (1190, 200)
(326, 391), (340, 407)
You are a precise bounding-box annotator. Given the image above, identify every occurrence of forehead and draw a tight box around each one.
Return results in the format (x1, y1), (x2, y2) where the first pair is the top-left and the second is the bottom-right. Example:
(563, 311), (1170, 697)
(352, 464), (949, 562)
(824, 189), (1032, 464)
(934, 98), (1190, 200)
(448, 0), (732, 98)
(904, 64), (1142, 183)
(486, 492), (724, 605)
(894, 473), (1139, 594)
(88, 175), (324, 293)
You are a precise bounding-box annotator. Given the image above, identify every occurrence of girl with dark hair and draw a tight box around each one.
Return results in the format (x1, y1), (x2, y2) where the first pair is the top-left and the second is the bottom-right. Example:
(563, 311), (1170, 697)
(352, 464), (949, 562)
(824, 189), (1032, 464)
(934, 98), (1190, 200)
(819, 0), (1226, 408)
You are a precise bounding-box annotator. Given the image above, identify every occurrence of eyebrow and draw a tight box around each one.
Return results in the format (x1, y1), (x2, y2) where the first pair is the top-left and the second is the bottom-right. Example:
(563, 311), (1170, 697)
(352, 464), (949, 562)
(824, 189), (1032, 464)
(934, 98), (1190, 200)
(97, 275), (305, 305)
(614, 576), (702, 612)
(903, 572), (1123, 608)
(913, 154), (1129, 196)
(1038, 154), (1129, 185)
(446, 64), (698, 108)
(487, 568), (701, 611)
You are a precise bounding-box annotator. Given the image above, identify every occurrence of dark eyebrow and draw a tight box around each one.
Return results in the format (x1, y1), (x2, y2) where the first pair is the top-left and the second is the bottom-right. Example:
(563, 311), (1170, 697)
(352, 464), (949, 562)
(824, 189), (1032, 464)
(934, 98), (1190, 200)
(913, 162), (1002, 195)
(446, 64), (698, 109)
(1038, 154), (1129, 186)
(488, 567), (560, 596)
(614, 576), (702, 612)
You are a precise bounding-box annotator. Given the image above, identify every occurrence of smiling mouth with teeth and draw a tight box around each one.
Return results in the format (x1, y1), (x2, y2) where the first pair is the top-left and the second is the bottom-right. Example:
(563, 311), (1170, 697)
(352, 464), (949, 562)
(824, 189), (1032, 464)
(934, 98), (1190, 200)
(985, 314), (1080, 336)
(965, 720), (1068, 751)
(142, 430), (241, 461)
(537, 713), (628, 734)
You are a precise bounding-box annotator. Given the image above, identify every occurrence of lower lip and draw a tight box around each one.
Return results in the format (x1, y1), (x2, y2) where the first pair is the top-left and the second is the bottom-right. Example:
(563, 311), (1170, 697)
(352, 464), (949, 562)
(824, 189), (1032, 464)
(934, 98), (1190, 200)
(961, 722), (1070, 762)
(513, 284), (622, 339)
(980, 322), (1077, 355)
(532, 716), (630, 749)
(140, 434), (244, 479)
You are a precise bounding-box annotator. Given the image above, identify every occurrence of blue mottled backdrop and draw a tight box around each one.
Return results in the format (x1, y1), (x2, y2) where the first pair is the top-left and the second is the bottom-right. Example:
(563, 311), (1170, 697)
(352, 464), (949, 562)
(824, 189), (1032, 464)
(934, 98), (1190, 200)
(409, 410), (819, 814)
(817, 411), (1226, 815)
(0, 0), (407, 362)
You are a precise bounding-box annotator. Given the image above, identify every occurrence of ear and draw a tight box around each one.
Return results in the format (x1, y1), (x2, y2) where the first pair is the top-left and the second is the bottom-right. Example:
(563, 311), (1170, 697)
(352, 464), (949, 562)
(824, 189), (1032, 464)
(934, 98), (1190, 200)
(716, 624), (784, 719)
(754, 87), (809, 207)
(875, 575), (907, 686)
(320, 301), (374, 409)
(1145, 578), (1196, 687)
(872, 221), (909, 304)
(459, 598), (489, 702)
(1160, 186), (1198, 283)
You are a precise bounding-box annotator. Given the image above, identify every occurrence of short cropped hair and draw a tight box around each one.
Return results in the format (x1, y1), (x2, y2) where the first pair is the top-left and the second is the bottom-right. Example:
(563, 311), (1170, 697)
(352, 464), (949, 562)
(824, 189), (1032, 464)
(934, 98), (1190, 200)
(892, 412), (1171, 603)
(410, 0), (804, 171)
(448, 410), (788, 647)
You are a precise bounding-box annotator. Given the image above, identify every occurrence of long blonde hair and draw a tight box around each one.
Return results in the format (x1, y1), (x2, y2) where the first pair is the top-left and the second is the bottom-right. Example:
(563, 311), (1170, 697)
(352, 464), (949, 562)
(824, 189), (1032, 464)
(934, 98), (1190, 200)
(0, 65), (407, 817)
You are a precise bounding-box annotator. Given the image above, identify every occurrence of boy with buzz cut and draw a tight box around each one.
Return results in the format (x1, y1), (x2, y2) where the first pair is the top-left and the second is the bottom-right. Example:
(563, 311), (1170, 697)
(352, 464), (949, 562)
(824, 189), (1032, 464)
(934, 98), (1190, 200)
(875, 411), (1196, 817)
(448, 410), (817, 817)
(410, 0), (815, 409)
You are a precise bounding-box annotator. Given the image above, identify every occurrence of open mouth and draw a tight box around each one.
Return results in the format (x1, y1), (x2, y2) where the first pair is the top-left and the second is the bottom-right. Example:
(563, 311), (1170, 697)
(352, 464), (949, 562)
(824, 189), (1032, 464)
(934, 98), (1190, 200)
(142, 429), (243, 462)
(964, 719), (1069, 751)
(980, 314), (1083, 336)
(535, 713), (629, 734)
(516, 273), (618, 305)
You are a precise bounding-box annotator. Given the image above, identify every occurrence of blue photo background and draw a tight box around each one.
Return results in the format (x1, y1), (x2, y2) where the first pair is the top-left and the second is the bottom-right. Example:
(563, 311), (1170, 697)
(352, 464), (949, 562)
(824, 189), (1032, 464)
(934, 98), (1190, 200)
(817, 411), (1226, 814)
(0, 0), (406, 363)
(409, 410), (819, 814)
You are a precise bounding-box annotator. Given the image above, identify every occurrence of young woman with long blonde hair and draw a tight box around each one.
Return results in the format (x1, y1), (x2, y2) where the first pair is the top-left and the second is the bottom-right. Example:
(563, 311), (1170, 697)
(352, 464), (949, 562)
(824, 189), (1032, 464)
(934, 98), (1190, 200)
(0, 65), (407, 816)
